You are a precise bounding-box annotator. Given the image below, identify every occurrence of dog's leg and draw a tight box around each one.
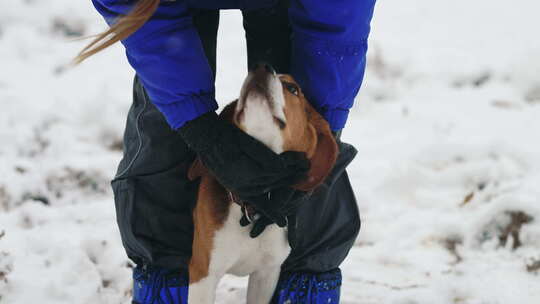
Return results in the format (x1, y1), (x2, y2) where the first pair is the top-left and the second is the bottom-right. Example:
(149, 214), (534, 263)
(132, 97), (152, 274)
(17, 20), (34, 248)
(246, 267), (281, 304)
(188, 276), (218, 304)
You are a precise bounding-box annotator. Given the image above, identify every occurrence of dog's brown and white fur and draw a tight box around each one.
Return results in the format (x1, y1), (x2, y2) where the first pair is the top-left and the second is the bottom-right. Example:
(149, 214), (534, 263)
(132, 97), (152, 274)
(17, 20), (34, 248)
(186, 66), (338, 304)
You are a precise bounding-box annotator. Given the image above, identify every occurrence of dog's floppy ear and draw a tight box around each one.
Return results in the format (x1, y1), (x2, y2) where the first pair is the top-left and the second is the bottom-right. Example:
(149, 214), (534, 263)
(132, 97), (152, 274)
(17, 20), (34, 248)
(294, 106), (338, 192)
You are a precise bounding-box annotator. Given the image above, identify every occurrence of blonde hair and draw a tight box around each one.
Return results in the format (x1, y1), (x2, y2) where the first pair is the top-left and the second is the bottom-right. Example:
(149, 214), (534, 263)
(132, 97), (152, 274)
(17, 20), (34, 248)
(74, 0), (160, 64)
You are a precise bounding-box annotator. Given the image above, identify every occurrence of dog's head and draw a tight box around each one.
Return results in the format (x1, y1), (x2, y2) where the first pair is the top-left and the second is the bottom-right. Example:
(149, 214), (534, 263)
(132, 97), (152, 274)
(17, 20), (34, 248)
(227, 63), (338, 191)
(189, 63), (338, 191)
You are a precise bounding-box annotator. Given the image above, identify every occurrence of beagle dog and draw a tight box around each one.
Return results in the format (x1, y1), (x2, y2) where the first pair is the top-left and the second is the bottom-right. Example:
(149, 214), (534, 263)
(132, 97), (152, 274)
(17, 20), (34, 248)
(187, 64), (338, 304)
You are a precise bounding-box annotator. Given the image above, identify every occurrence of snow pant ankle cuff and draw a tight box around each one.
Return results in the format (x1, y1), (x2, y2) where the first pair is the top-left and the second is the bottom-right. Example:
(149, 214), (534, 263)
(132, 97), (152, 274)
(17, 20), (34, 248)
(133, 266), (189, 304)
(272, 268), (342, 303)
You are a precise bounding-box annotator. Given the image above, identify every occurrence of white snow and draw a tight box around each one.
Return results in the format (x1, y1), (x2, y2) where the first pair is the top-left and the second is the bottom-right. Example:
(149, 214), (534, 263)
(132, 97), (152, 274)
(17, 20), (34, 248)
(1, 0), (539, 303)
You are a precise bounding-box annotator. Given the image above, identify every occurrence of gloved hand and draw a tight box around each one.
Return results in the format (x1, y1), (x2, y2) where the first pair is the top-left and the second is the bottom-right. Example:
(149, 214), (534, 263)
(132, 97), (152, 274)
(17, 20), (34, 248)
(241, 130), (357, 238)
(240, 187), (310, 238)
(178, 111), (310, 213)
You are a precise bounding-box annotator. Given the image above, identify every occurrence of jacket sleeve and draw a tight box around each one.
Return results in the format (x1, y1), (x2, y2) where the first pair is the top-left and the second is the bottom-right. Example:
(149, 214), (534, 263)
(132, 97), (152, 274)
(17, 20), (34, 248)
(289, 0), (376, 131)
(92, 0), (218, 130)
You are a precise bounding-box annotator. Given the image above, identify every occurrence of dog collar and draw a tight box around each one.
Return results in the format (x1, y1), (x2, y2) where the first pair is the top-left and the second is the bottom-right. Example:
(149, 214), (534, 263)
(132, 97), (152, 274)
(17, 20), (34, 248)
(227, 191), (258, 223)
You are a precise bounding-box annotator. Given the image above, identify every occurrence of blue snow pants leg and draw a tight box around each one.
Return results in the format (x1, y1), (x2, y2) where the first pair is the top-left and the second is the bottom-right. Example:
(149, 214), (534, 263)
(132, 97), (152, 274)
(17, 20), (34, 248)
(132, 266), (189, 304)
(272, 269), (342, 303)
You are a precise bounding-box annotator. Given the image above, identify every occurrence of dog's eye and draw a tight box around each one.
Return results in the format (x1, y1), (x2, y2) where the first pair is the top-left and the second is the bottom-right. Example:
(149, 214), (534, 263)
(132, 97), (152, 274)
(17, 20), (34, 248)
(283, 82), (299, 96)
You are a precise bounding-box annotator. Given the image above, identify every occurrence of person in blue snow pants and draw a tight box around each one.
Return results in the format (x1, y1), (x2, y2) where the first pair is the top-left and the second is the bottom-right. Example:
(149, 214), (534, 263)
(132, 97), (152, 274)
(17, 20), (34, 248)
(88, 0), (376, 303)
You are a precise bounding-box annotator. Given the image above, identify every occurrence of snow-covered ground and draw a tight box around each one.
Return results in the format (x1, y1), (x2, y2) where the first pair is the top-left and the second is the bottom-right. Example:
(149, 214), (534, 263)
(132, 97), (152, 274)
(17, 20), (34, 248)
(1, 0), (539, 303)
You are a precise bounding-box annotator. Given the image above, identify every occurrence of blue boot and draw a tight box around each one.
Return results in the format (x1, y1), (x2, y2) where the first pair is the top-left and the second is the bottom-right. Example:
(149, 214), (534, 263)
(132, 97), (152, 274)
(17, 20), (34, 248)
(132, 266), (189, 304)
(272, 269), (342, 303)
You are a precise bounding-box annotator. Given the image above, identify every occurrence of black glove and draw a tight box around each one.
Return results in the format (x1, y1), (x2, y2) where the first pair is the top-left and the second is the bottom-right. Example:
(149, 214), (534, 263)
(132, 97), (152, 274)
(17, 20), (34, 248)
(240, 187), (310, 238)
(241, 130), (358, 238)
(178, 111), (310, 201)
(240, 214), (272, 238)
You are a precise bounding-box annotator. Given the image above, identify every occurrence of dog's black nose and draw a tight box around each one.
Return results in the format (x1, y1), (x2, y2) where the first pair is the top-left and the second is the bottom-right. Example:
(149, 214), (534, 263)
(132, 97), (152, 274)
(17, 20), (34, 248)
(250, 62), (276, 75)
